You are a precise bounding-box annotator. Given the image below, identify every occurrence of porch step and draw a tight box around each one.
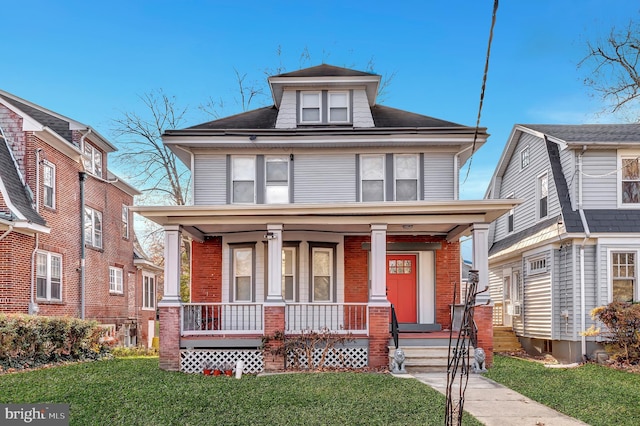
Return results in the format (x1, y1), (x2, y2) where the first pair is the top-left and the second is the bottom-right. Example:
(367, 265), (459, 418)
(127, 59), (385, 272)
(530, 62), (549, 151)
(493, 326), (523, 352)
(389, 345), (475, 373)
(394, 323), (442, 333)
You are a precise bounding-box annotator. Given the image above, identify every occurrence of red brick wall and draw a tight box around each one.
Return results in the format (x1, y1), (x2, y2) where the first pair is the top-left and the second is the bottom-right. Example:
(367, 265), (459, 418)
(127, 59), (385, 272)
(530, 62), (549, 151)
(263, 305), (286, 371)
(474, 305), (494, 366)
(368, 306), (391, 368)
(0, 233), (34, 313)
(159, 306), (180, 371)
(344, 236), (369, 303)
(191, 237), (222, 302)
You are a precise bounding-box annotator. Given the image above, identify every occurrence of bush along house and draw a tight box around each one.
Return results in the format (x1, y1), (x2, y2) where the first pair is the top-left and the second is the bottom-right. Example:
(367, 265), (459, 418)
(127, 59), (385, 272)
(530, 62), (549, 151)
(133, 65), (516, 373)
(0, 90), (161, 348)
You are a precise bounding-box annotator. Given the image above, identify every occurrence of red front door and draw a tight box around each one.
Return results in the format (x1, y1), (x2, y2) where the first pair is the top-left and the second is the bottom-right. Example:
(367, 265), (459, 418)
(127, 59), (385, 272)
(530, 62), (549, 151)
(386, 254), (417, 323)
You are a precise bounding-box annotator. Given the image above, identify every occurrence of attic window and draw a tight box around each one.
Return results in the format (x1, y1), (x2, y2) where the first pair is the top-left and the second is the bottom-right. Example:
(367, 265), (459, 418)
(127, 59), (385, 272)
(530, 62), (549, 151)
(521, 146), (530, 169)
(328, 91), (349, 123)
(299, 90), (351, 125)
(83, 143), (103, 177)
(300, 92), (321, 123)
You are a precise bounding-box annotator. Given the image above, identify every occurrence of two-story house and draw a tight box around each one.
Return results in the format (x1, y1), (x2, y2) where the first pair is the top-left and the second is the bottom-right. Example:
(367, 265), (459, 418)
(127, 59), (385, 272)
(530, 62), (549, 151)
(486, 124), (640, 363)
(0, 90), (161, 348)
(134, 64), (516, 372)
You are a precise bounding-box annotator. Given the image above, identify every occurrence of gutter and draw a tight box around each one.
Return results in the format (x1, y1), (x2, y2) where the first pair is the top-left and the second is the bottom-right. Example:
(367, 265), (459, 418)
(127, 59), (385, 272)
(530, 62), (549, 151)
(577, 145), (590, 361)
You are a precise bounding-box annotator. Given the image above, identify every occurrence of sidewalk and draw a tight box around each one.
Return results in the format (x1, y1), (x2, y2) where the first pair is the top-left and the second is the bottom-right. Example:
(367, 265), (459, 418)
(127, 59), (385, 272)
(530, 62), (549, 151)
(397, 371), (589, 426)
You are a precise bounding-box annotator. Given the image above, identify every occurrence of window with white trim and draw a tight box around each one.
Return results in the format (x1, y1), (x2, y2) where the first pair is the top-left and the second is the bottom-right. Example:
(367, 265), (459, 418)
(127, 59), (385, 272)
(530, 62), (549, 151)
(361, 155), (385, 202)
(528, 257), (547, 274)
(109, 266), (123, 294)
(521, 146), (530, 169)
(312, 247), (333, 302)
(122, 205), (129, 239)
(36, 251), (62, 302)
(43, 161), (55, 209)
(620, 156), (640, 205)
(507, 192), (515, 233)
(84, 207), (103, 248)
(142, 273), (156, 309)
(538, 172), (548, 219)
(512, 270), (522, 303)
(265, 156), (289, 204)
(233, 247), (253, 302)
(282, 247), (296, 302)
(328, 91), (349, 123)
(83, 142), (102, 177)
(611, 252), (636, 302)
(232, 156), (256, 204)
(394, 154), (419, 201)
(300, 91), (321, 123)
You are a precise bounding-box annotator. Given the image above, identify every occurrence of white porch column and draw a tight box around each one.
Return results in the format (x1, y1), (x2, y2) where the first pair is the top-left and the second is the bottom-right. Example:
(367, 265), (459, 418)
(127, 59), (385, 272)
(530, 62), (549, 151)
(159, 225), (182, 306)
(369, 224), (389, 305)
(265, 224), (284, 304)
(471, 223), (490, 304)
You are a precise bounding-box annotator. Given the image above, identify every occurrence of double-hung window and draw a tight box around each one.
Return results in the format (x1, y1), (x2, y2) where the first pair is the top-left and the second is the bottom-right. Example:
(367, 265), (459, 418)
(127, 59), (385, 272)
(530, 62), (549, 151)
(312, 247), (333, 302)
(282, 247), (296, 302)
(612, 251), (636, 302)
(265, 156), (289, 204)
(143, 273), (156, 309)
(507, 192), (515, 233)
(300, 91), (321, 124)
(109, 266), (123, 294)
(394, 154), (419, 201)
(43, 161), (55, 209)
(83, 143), (102, 177)
(36, 251), (62, 301)
(233, 247), (253, 302)
(122, 205), (129, 239)
(537, 172), (548, 219)
(328, 91), (349, 123)
(620, 155), (640, 205)
(84, 207), (103, 248)
(232, 156), (256, 203)
(361, 155), (385, 202)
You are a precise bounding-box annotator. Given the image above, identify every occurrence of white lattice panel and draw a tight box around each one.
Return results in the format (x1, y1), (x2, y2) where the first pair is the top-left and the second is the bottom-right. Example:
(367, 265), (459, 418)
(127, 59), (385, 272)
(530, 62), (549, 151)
(287, 347), (368, 369)
(180, 349), (264, 374)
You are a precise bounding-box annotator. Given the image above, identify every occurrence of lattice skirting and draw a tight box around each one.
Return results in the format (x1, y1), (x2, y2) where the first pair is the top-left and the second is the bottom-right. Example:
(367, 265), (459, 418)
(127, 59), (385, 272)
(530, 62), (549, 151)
(181, 349), (264, 374)
(287, 347), (368, 369)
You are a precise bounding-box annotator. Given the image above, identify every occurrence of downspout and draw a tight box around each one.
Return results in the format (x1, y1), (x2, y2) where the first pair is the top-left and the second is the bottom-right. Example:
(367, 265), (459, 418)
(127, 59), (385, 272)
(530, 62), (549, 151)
(454, 146), (473, 200)
(578, 145), (590, 361)
(29, 148), (44, 314)
(79, 171), (87, 319)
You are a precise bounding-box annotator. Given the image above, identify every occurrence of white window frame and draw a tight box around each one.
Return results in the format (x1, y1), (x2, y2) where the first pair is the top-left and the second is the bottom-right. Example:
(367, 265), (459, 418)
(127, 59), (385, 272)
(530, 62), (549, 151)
(394, 154), (420, 201)
(282, 247), (297, 302)
(528, 256), (547, 275)
(300, 91), (322, 124)
(84, 207), (103, 248)
(43, 160), (55, 209)
(265, 155), (289, 204)
(233, 247), (253, 302)
(231, 156), (256, 204)
(607, 248), (638, 303)
(507, 192), (515, 233)
(328, 91), (350, 123)
(83, 142), (103, 177)
(36, 251), (62, 302)
(360, 154), (385, 202)
(142, 272), (156, 310)
(122, 205), (129, 239)
(521, 146), (530, 170)
(109, 266), (124, 294)
(512, 270), (522, 304)
(617, 150), (640, 208)
(311, 247), (333, 302)
(537, 171), (549, 220)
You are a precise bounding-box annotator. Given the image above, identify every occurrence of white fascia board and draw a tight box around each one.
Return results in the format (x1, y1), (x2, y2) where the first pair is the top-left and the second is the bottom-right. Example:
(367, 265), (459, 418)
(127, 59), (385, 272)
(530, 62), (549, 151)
(268, 75), (381, 107)
(38, 128), (83, 160)
(81, 127), (118, 153)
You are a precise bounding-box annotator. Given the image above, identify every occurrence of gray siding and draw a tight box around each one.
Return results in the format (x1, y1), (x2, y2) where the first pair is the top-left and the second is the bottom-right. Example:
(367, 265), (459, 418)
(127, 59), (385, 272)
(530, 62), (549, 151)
(553, 243), (575, 340)
(294, 154), (356, 203)
(581, 150), (617, 209)
(494, 133), (560, 242)
(522, 250), (552, 339)
(193, 153), (227, 205)
(424, 152), (454, 200)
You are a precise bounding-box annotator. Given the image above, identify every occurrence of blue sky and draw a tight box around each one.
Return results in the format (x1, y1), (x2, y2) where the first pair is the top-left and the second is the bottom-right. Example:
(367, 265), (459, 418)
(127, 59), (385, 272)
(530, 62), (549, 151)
(1, 0), (637, 202)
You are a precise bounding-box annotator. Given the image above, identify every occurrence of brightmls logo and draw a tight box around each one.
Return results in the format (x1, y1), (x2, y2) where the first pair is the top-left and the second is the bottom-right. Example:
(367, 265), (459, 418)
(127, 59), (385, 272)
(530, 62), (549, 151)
(1, 404), (68, 425)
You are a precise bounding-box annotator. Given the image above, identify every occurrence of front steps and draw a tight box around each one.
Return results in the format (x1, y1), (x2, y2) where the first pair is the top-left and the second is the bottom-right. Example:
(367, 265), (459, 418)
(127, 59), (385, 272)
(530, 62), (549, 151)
(493, 326), (522, 352)
(388, 345), (476, 373)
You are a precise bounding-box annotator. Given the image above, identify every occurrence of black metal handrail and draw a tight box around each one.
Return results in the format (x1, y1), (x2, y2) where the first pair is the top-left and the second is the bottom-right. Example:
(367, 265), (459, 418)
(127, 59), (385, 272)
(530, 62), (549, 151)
(391, 304), (399, 349)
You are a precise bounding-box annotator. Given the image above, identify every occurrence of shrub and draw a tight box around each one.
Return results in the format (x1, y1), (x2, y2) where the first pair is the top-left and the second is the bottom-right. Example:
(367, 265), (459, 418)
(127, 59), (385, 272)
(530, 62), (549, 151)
(110, 345), (158, 357)
(585, 302), (640, 364)
(0, 314), (111, 371)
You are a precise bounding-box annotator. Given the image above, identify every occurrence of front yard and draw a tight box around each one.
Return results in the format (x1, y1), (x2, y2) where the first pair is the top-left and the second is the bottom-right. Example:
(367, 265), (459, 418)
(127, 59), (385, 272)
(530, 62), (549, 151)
(0, 357), (480, 425)
(485, 355), (640, 426)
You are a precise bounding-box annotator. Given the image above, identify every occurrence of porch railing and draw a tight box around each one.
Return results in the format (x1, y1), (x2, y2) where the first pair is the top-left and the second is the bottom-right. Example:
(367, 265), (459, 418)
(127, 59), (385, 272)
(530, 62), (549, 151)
(285, 303), (368, 334)
(181, 303), (263, 335)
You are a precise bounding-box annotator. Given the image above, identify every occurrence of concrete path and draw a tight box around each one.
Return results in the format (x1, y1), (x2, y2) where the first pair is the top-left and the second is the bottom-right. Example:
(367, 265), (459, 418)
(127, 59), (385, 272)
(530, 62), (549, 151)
(397, 372), (589, 426)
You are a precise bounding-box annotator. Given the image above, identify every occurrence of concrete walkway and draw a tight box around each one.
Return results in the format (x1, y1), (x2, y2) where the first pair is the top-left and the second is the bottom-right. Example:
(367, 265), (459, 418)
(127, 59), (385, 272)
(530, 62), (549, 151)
(396, 372), (589, 426)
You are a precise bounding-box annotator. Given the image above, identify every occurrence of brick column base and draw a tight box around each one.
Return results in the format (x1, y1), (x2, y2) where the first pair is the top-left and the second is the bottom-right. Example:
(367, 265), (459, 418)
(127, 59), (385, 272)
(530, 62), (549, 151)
(368, 306), (390, 369)
(263, 305), (286, 372)
(473, 304), (494, 367)
(159, 305), (181, 371)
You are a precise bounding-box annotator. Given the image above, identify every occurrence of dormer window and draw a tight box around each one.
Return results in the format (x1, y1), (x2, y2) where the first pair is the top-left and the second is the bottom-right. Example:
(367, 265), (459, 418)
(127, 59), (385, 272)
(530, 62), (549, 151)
(299, 90), (351, 125)
(83, 142), (103, 177)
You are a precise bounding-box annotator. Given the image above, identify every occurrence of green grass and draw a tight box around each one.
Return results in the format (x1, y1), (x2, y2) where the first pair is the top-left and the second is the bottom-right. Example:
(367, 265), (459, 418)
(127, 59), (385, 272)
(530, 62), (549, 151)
(485, 355), (640, 426)
(0, 358), (481, 425)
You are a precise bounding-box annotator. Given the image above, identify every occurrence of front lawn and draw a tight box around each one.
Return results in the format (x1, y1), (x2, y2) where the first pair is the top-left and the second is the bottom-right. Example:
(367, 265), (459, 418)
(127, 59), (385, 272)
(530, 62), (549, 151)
(0, 358), (481, 425)
(485, 355), (640, 426)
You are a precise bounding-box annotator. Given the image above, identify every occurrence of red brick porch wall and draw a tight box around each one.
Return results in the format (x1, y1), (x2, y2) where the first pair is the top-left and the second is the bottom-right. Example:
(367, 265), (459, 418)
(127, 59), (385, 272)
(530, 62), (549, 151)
(191, 237), (222, 302)
(474, 304), (494, 366)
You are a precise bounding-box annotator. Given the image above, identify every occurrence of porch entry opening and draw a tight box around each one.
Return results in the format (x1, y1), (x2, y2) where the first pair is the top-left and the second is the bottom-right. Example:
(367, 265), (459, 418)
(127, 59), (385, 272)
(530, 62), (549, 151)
(386, 254), (417, 323)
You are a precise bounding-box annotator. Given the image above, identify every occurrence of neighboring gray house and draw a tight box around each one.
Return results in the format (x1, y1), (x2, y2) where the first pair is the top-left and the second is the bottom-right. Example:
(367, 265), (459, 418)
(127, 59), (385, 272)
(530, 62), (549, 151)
(485, 124), (640, 363)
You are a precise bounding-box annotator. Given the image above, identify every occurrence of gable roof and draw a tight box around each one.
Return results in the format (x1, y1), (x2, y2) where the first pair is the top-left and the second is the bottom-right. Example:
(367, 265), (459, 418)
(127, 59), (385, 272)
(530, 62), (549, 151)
(273, 64), (376, 78)
(522, 124), (640, 145)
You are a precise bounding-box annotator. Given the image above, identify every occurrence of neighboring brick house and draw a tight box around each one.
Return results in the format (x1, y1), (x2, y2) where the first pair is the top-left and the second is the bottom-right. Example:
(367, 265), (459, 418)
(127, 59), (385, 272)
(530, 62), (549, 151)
(134, 64), (516, 372)
(0, 90), (161, 347)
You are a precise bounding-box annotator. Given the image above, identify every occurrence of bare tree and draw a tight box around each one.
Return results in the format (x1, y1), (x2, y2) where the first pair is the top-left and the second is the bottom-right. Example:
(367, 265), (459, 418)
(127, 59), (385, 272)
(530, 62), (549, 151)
(580, 21), (640, 118)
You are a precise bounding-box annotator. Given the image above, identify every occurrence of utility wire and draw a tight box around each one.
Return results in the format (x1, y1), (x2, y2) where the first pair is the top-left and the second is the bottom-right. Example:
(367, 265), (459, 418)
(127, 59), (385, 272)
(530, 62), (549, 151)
(463, 0), (499, 185)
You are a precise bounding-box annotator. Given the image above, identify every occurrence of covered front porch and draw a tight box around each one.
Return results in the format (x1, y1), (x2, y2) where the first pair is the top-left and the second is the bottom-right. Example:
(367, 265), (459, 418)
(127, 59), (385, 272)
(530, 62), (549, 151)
(133, 201), (515, 372)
